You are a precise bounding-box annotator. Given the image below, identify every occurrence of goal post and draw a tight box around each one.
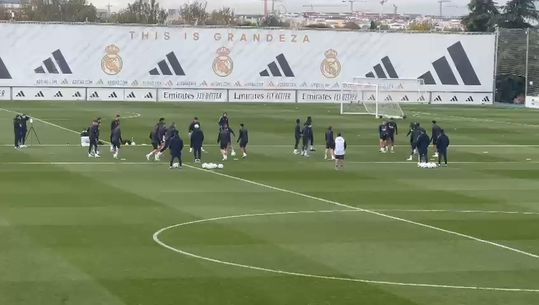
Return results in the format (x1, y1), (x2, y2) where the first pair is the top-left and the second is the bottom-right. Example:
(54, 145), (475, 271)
(340, 82), (405, 118)
(352, 77), (427, 104)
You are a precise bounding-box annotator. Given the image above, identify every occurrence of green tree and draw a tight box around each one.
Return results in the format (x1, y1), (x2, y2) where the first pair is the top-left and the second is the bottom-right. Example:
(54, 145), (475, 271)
(260, 15), (288, 27)
(114, 0), (167, 24)
(461, 0), (499, 32)
(23, 0), (97, 22)
(407, 20), (435, 31)
(499, 0), (539, 28)
(206, 7), (235, 26)
(179, 0), (208, 25)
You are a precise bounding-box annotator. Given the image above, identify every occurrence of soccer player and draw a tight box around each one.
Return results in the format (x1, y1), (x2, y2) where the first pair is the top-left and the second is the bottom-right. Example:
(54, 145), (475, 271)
(293, 119), (302, 155)
(301, 122), (312, 157)
(111, 123), (122, 159)
(190, 124), (204, 163)
(110, 114), (120, 152)
(146, 118), (165, 161)
(436, 129), (450, 166)
(88, 120), (100, 158)
(386, 118), (398, 153)
(168, 130), (184, 169)
(13, 115), (21, 149)
(431, 120), (442, 158)
(18, 114), (29, 147)
(156, 122), (176, 161)
(324, 126), (335, 160)
(237, 123), (249, 158)
(218, 112), (229, 128)
(416, 130), (430, 163)
(406, 122), (416, 161)
(334, 132), (346, 170)
(378, 120), (388, 153)
(306, 116), (315, 151)
(188, 117), (200, 153)
(217, 125), (232, 161)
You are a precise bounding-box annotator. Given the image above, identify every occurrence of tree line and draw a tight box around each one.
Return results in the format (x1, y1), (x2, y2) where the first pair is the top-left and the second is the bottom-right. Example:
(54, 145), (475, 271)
(0, 0), (538, 31)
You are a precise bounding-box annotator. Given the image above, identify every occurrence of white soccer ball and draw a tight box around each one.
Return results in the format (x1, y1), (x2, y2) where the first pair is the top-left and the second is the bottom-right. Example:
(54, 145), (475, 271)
(172, 162), (179, 168)
(231, 150), (236, 157)
(131, 141), (136, 145)
(202, 163), (208, 169)
(217, 164), (224, 169)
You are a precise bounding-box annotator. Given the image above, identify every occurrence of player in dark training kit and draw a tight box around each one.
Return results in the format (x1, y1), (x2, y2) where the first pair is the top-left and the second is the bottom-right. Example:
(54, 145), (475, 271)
(324, 126), (335, 160)
(218, 112), (229, 128)
(386, 118), (398, 153)
(190, 124), (204, 163)
(306, 116), (315, 151)
(301, 122), (312, 157)
(110, 114), (120, 152)
(217, 125), (233, 161)
(237, 123), (249, 158)
(431, 120), (442, 158)
(378, 121), (388, 153)
(168, 130), (184, 169)
(416, 130), (430, 163)
(88, 120), (100, 158)
(293, 119), (302, 155)
(188, 117), (202, 153)
(146, 118), (165, 161)
(111, 122), (122, 159)
(436, 129), (450, 166)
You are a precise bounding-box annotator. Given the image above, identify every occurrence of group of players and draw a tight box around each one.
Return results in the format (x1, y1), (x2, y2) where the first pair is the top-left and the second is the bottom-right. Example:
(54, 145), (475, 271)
(12, 114), (31, 149)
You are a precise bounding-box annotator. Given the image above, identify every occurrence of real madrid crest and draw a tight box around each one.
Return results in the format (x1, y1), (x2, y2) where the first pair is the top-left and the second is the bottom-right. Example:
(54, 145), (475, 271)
(101, 44), (123, 75)
(212, 47), (233, 77)
(321, 49), (341, 79)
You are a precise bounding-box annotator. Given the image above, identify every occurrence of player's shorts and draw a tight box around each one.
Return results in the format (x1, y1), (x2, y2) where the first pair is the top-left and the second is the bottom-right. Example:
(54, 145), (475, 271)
(152, 142), (159, 149)
(335, 154), (345, 160)
(379, 134), (387, 141)
(388, 134), (395, 142)
(220, 143), (227, 150)
(112, 140), (121, 148)
(326, 142), (335, 149)
(239, 141), (248, 148)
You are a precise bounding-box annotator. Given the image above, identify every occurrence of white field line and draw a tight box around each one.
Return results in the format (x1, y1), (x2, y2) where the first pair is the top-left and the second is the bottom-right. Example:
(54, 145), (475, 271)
(153, 210), (539, 293)
(4, 161), (539, 165)
(2, 107), (539, 259)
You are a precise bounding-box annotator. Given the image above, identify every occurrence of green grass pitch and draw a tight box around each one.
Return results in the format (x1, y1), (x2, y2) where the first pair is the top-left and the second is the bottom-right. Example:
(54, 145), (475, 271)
(1, 101), (539, 305)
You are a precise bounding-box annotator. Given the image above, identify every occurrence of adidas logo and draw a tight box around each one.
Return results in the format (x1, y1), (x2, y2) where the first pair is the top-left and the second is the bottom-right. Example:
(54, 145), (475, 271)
(34, 49), (72, 74)
(450, 96), (458, 102)
(434, 95), (442, 102)
(365, 56), (399, 79)
(465, 96), (474, 102)
(401, 95), (409, 101)
(260, 54), (295, 77)
(149, 52), (186, 76)
(15, 91), (25, 97)
(482, 96), (490, 102)
(144, 92), (153, 99)
(73, 92), (82, 98)
(54, 91), (63, 98)
(368, 94), (376, 101)
(109, 92), (118, 98)
(0, 57), (11, 79)
(418, 95), (426, 102)
(35, 91), (44, 98)
(127, 92), (136, 99)
(90, 91), (99, 98)
(384, 95), (393, 101)
(418, 41), (481, 86)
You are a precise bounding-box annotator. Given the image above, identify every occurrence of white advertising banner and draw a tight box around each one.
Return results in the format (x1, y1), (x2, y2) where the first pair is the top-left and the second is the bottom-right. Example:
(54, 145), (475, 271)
(0, 23), (495, 98)
(229, 90), (296, 103)
(12, 87), (85, 101)
(0, 87), (9, 100)
(526, 96), (539, 109)
(87, 88), (124, 101)
(430, 92), (493, 104)
(124, 88), (157, 102)
(158, 89), (227, 102)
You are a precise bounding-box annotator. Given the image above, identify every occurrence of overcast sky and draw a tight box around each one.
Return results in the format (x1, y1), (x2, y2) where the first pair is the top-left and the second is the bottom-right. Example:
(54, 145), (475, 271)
(91, 0), (511, 16)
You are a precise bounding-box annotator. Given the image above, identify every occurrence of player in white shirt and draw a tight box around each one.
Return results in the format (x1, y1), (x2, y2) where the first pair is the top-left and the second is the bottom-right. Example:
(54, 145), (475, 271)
(334, 133), (346, 170)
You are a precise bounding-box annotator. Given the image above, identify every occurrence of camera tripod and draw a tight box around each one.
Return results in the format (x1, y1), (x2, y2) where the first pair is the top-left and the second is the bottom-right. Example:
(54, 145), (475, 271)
(25, 124), (40, 145)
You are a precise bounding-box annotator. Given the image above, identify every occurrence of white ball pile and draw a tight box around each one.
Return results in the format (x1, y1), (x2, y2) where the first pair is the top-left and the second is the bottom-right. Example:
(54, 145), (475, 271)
(417, 162), (439, 169)
(202, 163), (224, 169)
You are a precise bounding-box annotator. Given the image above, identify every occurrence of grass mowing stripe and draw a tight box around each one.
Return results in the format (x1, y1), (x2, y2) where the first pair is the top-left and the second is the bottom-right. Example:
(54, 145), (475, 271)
(3, 106), (539, 260)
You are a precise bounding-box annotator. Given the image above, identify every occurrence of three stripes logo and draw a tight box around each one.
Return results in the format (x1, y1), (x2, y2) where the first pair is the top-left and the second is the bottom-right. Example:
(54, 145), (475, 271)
(35, 91), (44, 98)
(109, 92), (118, 98)
(54, 91), (63, 98)
(401, 95), (409, 102)
(127, 92), (136, 99)
(0, 57), (11, 79)
(418, 41), (481, 86)
(418, 95), (426, 102)
(90, 92), (99, 98)
(482, 96), (490, 102)
(367, 94), (376, 101)
(384, 95), (393, 101)
(433, 95), (442, 102)
(144, 92), (153, 99)
(450, 96), (458, 102)
(465, 96), (474, 102)
(73, 92), (82, 98)
(149, 52), (186, 76)
(34, 50), (72, 74)
(260, 54), (295, 77)
(15, 91), (25, 97)
(365, 56), (399, 79)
